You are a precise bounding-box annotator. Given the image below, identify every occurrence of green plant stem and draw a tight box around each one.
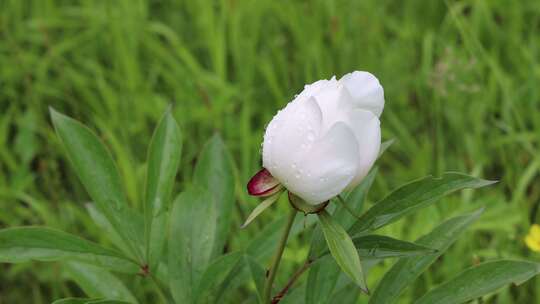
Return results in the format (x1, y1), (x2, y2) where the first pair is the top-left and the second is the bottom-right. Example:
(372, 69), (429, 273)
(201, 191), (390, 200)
(263, 208), (297, 304)
(271, 258), (313, 303)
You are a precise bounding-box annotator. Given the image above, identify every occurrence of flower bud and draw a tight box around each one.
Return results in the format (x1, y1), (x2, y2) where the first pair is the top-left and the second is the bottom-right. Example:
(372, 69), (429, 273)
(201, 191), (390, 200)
(254, 71), (384, 205)
(247, 168), (282, 197)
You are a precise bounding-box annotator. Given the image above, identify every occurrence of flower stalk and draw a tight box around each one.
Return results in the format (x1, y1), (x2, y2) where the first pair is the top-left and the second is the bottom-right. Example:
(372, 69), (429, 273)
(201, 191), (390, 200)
(263, 207), (297, 304)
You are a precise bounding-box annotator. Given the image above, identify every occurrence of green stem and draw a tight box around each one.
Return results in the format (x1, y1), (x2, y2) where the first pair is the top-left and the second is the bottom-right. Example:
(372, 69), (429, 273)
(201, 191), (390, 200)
(263, 208), (297, 304)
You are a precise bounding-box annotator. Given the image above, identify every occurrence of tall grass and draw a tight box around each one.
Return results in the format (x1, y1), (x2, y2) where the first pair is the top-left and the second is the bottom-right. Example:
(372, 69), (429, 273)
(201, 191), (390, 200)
(1, 0), (539, 302)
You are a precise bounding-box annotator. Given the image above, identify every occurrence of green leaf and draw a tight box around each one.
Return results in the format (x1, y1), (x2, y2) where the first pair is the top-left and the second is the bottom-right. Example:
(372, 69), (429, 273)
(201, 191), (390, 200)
(306, 169), (377, 304)
(241, 192), (281, 228)
(246, 213), (317, 263)
(369, 208), (484, 304)
(144, 109), (182, 272)
(52, 299), (93, 304)
(244, 255), (266, 304)
(52, 299), (132, 304)
(352, 235), (436, 259)
(86, 301), (133, 304)
(193, 134), (235, 258)
(416, 260), (540, 304)
(64, 261), (138, 303)
(194, 251), (243, 303)
(168, 187), (217, 304)
(50, 109), (144, 261)
(85, 204), (131, 256)
(0, 227), (138, 273)
(349, 173), (495, 234)
(211, 215), (316, 302)
(317, 210), (368, 293)
(317, 235), (436, 260)
(305, 256), (342, 304)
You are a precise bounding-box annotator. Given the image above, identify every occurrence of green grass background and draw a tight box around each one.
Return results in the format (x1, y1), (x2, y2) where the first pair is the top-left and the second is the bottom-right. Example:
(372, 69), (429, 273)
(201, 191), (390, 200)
(1, 0), (539, 302)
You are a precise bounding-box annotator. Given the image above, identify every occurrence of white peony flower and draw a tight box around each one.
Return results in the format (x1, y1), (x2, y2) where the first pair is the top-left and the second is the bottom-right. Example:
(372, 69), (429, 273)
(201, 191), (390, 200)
(248, 71), (384, 205)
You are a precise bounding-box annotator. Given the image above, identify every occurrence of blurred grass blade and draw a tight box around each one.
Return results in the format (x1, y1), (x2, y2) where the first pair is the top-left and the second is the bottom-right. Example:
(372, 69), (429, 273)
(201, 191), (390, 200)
(194, 251), (243, 303)
(50, 109), (144, 261)
(193, 134), (235, 258)
(144, 109), (182, 272)
(350, 173), (495, 234)
(317, 210), (368, 293)
(317, 235), (436, 260)
(415, 260), (540, 304)
(64, 261), (138, 303)
(0, 227), (138, 273)
(369, 208), (484, 304)
(241, 192), (281, 228)
(168, 187), (217, 304)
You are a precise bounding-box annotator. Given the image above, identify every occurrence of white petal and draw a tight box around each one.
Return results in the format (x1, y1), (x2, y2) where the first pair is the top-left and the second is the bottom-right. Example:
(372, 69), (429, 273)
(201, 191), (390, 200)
(286, 122), (360, 204)
(263, 97), (323, 181)
(311, 81), (355, 133)
(296, 79), (331, 100)
(345, 109), (381, 189)
(339, 71), (384, 117)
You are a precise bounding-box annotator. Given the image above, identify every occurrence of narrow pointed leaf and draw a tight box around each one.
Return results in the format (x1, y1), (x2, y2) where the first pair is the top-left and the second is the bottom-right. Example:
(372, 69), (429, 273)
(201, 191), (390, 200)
(0, 227), (138, 273)
(378, 139), (395, 157)
(144, 109), (182, 272)
(350, 173), (495, 234)
(86, 301), (133, 304)
(310, 168), (378, 259)
(53, 300), (132, 304)
(306, 169), (377, 304)
(194, 134), (235, 258)
(85, 204), (131, 257)
(86, 300), (133, 304)
(194, 251), (243, 303)
(415, 260), (540, 304)
(64, 262), (138, 303)
(168, 187), (217, 304)
(317, 210), (368, 293)
(352, 235), (436, 259)
(244, 255), (266, 304)
(305, 256), (342, 304)
(317, 235), (436, 260)
(241, 192), (281, 228)
(369, 208), (484, 304)
(52, 299), (94, 304)
(50, 109), (144, 260)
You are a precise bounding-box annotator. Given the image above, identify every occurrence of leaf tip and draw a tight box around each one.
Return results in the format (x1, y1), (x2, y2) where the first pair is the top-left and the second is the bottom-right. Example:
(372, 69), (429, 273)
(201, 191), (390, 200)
(49, 106), (60, 122)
